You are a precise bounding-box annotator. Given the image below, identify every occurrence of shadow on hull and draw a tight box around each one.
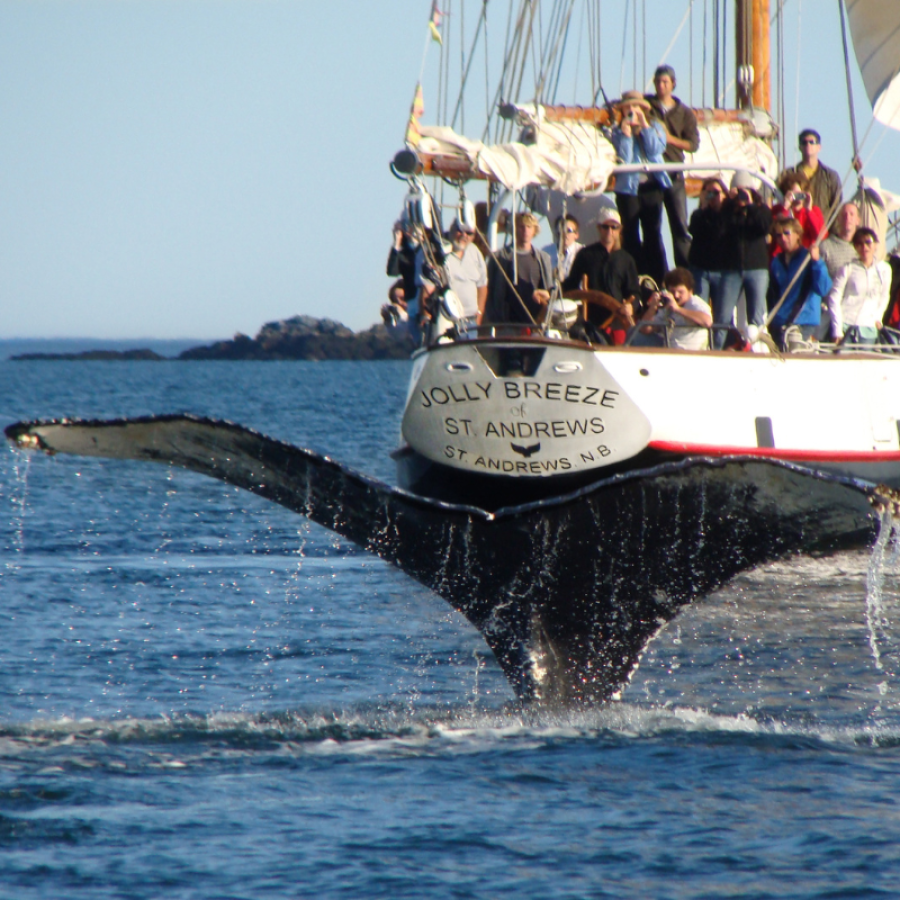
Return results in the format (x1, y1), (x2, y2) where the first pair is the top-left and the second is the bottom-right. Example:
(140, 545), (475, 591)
(5, 414), (883, 705)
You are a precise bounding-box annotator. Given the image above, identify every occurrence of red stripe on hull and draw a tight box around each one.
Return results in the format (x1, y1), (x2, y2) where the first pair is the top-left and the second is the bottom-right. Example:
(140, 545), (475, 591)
(649, 441), (900, 463)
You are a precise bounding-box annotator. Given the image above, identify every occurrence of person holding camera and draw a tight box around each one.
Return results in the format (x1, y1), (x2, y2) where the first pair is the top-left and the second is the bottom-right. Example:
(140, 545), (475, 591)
(610, 90), (671, 287)
(688, 176), (728, 304)
(712, 171), (773, 348)
(637, 267), (712, 351)
(771, 171), (826, 256)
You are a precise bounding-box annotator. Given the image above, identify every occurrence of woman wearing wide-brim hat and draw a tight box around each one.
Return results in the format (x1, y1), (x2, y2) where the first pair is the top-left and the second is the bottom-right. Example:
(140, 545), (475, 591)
(611, 90), (671, 287)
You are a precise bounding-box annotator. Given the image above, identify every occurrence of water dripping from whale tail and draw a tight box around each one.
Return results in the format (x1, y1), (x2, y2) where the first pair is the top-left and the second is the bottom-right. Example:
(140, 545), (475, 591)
(865, 504), (900, 676)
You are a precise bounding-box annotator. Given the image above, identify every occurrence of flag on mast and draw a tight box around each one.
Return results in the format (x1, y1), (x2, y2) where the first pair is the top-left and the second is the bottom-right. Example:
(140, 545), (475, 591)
(405, 83), (425, 147)
(429, 2), (443, 45)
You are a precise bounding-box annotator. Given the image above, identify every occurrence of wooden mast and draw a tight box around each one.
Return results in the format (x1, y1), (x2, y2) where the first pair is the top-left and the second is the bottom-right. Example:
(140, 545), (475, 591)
(736, 0), (771, 110)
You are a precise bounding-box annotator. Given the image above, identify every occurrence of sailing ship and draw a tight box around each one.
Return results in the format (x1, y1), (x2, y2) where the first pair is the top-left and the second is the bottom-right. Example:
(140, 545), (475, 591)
(391, 0), (900, 506)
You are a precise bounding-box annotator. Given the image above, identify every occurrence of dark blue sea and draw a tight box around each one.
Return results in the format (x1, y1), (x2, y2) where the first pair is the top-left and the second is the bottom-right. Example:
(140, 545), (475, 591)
(2, 358), (900, 899)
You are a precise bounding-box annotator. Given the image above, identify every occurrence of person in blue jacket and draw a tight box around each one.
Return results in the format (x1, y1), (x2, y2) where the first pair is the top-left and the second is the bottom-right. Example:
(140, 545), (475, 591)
(767, 216), (832, 349)
(611, 90), (671, 287)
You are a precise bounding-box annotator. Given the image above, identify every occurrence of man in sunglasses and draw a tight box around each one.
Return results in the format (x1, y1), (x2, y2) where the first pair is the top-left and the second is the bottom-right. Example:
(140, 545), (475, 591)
(782, 129), (842, 219)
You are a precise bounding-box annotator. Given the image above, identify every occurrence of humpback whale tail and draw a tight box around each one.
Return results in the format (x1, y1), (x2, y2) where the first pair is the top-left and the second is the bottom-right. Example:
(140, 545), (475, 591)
(5, 414), (883, 705)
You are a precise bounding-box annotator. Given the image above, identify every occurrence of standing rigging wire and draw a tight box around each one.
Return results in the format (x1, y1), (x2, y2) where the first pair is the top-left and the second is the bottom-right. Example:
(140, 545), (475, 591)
(572, 1), (586, 103)
(702, 0), (707, 108)
(793, 0), (802, 161)
(532, 0), (543, 104)
(460, 1), (466, 133)
(450, 2), (489, 130)
(689, 0), (694, 105)
(651, 4), (693, 92)
(487, 0), (517, 143)
(712, 0), (719, 109)
(548, 0), (575, 103)
(776, 0), (787, 171)
(721, 0), (727, 106)
(618, 0), (630, 95)
(838, 0), (862, 183)
(484, 1), (491, 139)
(632, 0), (638, 89)
(511, 1), (538, 129)
(642, 0), (647, 93)
(535, 0), (568, 104)
(495, 1), (532, 143)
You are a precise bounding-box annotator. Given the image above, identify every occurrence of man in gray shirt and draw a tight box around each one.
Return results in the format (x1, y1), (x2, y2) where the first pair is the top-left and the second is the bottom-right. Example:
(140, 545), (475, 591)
(418, 219), (488, 325)
(820, 202), (860, 279)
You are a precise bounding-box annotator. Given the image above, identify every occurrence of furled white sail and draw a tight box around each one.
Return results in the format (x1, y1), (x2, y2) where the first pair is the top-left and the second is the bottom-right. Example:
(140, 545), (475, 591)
(845, 0), (900, 130)
(416, 111), (617, 193)
(415, 104), (777, 195)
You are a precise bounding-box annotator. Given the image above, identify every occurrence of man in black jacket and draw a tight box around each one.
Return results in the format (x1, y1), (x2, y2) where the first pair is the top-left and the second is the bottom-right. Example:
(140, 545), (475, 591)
(646, 65), (700, 270)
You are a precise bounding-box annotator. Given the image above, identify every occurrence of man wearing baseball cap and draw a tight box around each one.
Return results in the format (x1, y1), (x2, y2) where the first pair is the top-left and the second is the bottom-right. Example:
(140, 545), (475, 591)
(563, 207), (641, 340)
(645, 64), (700, 271)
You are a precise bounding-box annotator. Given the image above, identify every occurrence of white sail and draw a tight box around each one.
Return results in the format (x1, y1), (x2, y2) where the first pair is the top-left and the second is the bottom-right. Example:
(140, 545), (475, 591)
(845, 0), (900, 130)
(417, 112), (618, 194)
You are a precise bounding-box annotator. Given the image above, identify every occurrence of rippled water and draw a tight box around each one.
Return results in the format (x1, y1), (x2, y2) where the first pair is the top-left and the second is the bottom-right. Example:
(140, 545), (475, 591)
(2, 359), (900, 898)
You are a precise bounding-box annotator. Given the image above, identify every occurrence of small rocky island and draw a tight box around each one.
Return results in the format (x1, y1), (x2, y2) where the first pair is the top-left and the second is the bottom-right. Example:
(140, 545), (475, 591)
(11, 317), (416, 362)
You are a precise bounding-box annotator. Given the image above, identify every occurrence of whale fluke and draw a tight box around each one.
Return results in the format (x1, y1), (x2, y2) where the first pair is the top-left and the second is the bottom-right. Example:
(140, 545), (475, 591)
(5, 414), (880, 705)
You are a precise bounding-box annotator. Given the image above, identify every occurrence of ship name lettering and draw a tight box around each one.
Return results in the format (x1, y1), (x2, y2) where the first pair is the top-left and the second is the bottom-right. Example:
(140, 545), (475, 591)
(502, 381), (618, 407)
(579, 445), (612, 463)
(420, 382), (491, 407)
(472, 455), (573, 473)
(484, 417), (605, 439)
(444, 417), (475, 436)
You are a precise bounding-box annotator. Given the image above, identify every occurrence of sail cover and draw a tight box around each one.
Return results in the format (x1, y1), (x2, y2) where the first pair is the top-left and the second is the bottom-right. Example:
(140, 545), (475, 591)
(415, 104), (776, 194)
(417, 106), (617, 193)
(846, 0), (900, 130)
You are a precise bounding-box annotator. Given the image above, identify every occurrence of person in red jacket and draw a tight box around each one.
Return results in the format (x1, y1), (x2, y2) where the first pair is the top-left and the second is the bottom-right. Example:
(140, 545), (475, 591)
(771, 171), (825, 257)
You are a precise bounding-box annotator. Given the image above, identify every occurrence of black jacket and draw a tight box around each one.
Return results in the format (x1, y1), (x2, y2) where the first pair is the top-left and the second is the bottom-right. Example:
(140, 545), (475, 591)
(721, 199), (772, 271)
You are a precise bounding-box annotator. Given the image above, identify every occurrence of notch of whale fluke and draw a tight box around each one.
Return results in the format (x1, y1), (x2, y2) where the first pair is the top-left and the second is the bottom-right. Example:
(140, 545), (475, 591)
(5, 414), (880, 706)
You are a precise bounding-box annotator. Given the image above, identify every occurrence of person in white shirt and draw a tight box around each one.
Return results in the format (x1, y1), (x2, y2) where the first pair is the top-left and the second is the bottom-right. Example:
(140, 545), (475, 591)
(418, 218), (488, 325)
(543, 214), (584, 282)
(639, 266), (712, 350)
(825, 227), (892, 343)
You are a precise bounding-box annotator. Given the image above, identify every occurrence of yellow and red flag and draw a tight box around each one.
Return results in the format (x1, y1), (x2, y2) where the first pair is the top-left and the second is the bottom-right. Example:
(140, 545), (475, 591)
(405, 82), (425, 147)
(428, 2), (443, 44)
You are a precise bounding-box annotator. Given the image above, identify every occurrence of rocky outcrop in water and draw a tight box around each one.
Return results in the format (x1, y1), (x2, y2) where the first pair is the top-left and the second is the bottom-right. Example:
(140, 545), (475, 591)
(10, 317), (416, 362)
(178, 316), (415, 361)
(11, 349), (166, 361)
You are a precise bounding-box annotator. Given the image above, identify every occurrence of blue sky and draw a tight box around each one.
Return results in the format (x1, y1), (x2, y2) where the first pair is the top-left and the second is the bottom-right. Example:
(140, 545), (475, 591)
(2, 0), (897, 340)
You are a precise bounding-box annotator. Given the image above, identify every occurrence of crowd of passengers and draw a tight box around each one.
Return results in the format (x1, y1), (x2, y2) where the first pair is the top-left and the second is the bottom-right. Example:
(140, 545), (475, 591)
(383, 64), (900, 351)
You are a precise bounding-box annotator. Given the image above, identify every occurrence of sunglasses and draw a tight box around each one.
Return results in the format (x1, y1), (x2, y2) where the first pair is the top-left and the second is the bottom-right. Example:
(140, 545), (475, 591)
(564, 227), (578, 234)
(800, 139), (819, 145)
(855, 238), (876, 246)
(599, 223), (621, 230)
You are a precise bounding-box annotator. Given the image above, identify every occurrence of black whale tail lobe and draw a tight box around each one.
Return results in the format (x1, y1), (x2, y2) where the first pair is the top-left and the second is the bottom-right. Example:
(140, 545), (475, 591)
(5, 414), (881, 705)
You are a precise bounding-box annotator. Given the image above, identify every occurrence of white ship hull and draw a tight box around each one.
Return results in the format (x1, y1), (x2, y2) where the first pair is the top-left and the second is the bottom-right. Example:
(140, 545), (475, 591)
(399, 336), (900, 502)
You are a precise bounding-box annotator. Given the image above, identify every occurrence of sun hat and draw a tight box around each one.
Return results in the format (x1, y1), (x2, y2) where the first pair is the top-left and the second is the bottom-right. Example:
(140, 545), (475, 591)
(616, 90), (652, 111)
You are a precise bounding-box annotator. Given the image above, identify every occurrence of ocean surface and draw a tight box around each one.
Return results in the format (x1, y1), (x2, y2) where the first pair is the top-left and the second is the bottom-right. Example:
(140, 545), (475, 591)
(2, 358), (900, 899)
